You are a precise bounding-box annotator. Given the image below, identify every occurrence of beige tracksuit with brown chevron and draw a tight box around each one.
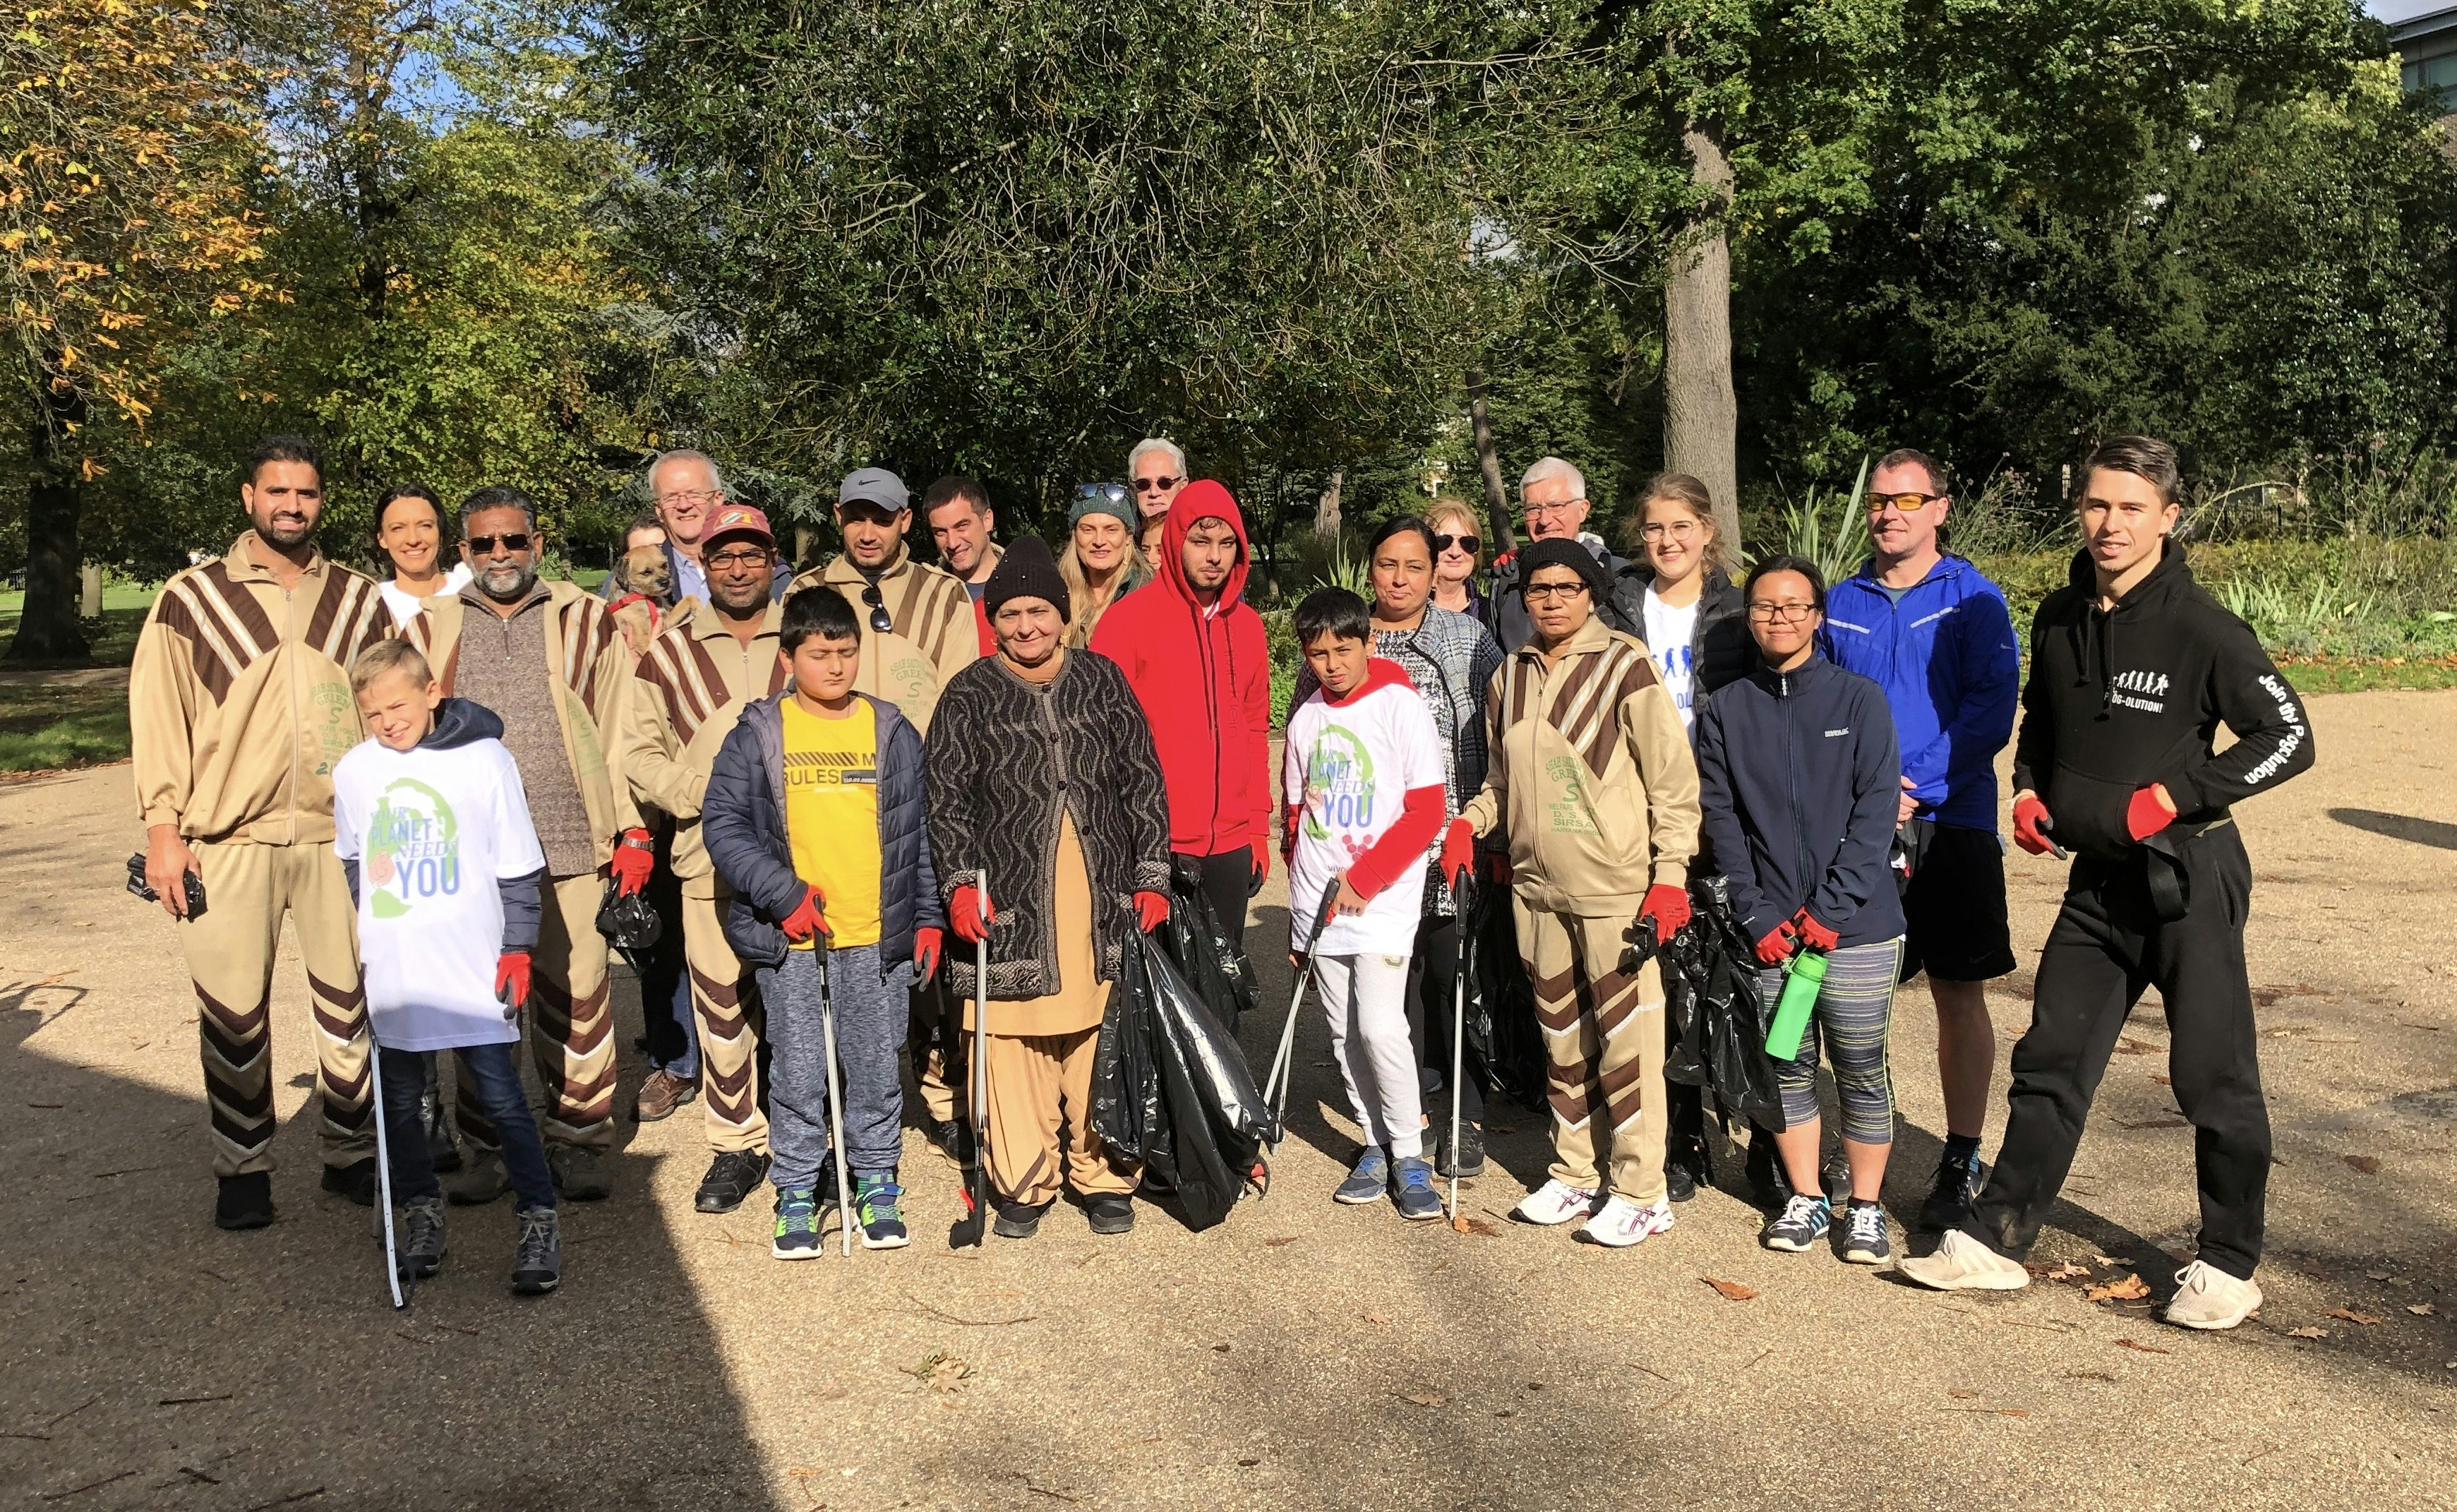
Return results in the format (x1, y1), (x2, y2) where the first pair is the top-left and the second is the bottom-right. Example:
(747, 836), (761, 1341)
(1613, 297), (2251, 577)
(130, 535), (392, 1178)
(1461, 615), (1700, 1201)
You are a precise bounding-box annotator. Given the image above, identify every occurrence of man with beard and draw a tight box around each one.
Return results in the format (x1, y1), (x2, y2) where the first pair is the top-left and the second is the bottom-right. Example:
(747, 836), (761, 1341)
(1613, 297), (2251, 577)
(625, 505), (791, 1211)
(399, 486), (646, 1202)
(131, 435), (393, 1229)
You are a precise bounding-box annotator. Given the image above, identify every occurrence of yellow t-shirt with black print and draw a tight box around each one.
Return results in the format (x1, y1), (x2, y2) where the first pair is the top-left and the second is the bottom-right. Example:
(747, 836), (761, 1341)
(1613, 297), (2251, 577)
(781, 697), (882, 949)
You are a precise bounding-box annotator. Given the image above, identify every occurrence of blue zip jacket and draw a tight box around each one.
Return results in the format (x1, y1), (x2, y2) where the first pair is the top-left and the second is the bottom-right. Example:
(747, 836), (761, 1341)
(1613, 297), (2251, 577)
(1695, 653), (1906, 947)
(702, 690), (942, 975)
(1818, 554), (2019, 833)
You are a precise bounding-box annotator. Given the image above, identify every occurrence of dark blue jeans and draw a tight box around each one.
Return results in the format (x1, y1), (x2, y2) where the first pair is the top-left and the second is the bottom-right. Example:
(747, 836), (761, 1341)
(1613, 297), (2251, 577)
(378, 1043), (555, 1211)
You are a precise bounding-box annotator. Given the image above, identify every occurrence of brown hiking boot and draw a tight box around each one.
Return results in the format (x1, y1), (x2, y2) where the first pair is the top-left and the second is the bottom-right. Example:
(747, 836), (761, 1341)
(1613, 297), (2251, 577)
(632, 1068), (699, 1123)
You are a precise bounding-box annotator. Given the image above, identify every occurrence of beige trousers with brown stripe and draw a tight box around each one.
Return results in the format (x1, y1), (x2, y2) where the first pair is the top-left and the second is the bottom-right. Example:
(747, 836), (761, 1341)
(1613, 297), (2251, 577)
(684, 887), (767, 1153)
(983, 1027), (1137, 1206)
(457, 873), (614, 1153)
(1517, 897), (1668, 1204)
(178, 841), (371, 1177)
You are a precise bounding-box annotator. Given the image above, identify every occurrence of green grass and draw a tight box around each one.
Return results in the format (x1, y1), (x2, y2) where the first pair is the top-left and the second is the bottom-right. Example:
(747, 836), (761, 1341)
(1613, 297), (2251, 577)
(0, 683), (130, 772)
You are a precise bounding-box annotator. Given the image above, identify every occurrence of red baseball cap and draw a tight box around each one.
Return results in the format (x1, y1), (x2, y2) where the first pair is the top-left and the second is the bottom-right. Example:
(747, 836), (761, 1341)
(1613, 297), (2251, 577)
(702, 504), (774, 551)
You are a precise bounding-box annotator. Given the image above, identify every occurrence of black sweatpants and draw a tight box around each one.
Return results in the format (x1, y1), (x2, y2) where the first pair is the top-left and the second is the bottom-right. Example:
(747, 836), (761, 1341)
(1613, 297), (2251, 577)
(1964, 827), (2270, 1279)
(1193, 848), (1252, 953)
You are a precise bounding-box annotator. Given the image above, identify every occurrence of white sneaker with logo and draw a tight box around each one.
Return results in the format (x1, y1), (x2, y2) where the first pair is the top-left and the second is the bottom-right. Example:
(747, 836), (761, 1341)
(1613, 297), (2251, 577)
(1513, 1179), (1599, 1226)
(2164, 1261), (2262, 1330)
(1580, 1196), (1675, 1249)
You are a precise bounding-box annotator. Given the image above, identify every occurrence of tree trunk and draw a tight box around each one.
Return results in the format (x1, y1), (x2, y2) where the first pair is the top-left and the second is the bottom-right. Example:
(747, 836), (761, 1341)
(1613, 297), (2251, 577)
(1313, 469), (1344, 541)
(9, 467), (92, 662)
(1466, 368), (1516, 553)
(1663, 122), (1742, 552)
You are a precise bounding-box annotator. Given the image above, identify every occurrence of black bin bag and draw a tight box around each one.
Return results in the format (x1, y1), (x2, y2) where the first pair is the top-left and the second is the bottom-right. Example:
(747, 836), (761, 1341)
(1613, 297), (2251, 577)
(1158, 856), (1261, 1033)
(1668, 875), (1784, 1131)
(1093, 932), (1270, 1230)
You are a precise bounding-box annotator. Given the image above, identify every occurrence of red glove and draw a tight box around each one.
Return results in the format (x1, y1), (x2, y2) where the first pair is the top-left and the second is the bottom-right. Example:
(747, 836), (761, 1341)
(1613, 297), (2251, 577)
(1135, 889), (1170, 932)
(1480, 850), (1513, 884)
(610, 827), (655, 896)
(1438, 817), (1474, 890)
(2011, 793), (2057, 856)
(1249, 836), (1270, 892)
(2126, 784), (2176, 841)
(913, 926), (943, 981)
(495, 951), (531, 1007)
(950, 884), (995, 944)
(1755, 921), (1798, 966)
(1791, 908), (1838, 952)
(1639, 882), (1690, 940)
(781, 884), (829, 942)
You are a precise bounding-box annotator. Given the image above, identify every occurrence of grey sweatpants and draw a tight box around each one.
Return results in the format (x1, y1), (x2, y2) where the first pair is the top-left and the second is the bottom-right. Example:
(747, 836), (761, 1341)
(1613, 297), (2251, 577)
(1758, 937), (1903, 1145)
(757, 944), (913, 1189)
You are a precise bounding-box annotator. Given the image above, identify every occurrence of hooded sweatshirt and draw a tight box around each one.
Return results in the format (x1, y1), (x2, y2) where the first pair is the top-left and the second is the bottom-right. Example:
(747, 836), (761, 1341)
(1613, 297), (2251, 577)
(1089, 479), (1273, 858)
(2014, 540), (2314, 864)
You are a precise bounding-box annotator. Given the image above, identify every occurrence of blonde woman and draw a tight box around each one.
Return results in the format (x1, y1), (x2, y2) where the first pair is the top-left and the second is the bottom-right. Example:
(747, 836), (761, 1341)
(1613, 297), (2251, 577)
(1058, 484), (1153, 649)
(1424, 498), (1486, 621)
(1623, 472), (1755, 731)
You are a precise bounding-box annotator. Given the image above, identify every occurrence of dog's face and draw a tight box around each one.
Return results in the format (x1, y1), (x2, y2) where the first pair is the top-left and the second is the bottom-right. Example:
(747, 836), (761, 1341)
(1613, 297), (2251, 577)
(623, 544), (673, 599)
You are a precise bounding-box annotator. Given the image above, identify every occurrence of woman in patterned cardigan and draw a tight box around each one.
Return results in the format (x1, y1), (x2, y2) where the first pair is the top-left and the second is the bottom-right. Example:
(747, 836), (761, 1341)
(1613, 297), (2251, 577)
(924, 536), (1173, 1241)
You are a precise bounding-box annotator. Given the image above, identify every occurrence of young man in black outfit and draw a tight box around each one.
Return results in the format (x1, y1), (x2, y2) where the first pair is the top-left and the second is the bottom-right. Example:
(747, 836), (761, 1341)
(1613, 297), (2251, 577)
(1901, 436), (2314, 1331)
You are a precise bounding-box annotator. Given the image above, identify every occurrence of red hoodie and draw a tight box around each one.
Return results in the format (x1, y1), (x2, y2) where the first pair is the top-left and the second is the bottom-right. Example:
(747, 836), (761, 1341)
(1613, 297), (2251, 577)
(1090, 480), (1273, 858)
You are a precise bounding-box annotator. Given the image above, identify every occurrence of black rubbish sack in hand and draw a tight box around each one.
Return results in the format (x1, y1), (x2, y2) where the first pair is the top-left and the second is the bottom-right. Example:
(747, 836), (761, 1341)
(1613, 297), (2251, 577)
(1090, 942), (1164, 1164)
(1681, 876), (1785, 1132)
(1158, 856), (1261, 1033)
(1465, 878), (1548, 1113)
(1113, 932), (1270, 1230)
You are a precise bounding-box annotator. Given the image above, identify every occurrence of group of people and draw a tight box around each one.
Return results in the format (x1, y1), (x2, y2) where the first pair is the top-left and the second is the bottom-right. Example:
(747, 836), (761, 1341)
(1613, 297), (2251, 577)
(129, 428), (2313, 1331)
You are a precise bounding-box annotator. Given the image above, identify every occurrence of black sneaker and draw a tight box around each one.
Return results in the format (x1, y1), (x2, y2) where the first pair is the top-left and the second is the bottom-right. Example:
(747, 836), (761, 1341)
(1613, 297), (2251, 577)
(510, 1205), (560, 1294)
(1665, 1133), (1712, 1204)
(1918, 1148), (1988, 1232)
(693, 1151), (771, 1213)
(993, 1197), (1049, 1240)
(320, 1158), (378, 1207)
(1744, 1128), (1791, 1211)
(854, 1172), (911, 1250)
(548, 1146), (613, 1202)
(214, 1172), (274, 1230)
(1085, 1193), (1135, 1235)
(925, 1118), (977, 1167)
(1433, 1121), (1486, 1180)
(397, 1196), (447, 1277)
(1760, 1193), (1832, 1252)
(1842, 1199), (1890, 1265)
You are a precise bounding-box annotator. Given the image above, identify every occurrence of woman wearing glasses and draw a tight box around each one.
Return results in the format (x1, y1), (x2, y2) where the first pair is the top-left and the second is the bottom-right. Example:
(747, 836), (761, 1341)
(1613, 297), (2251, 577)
(1127, 438), (1187, 568)
(1693, 556), (1906, 1266)
(1290, 516), (1503, 1176)
(1058, 484), (1153, 649)
(1425, 498), (1487, 621)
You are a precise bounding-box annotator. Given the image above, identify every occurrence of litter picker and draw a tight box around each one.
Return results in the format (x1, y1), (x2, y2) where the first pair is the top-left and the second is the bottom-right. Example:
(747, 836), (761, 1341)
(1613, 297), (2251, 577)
(1446, 872), (1471, 1230)
(367, 1023), (408, 1309)
(1259, 884), (1342, 1158)
(815, 944), (858, 1256)
(949, 870), (993, 1249)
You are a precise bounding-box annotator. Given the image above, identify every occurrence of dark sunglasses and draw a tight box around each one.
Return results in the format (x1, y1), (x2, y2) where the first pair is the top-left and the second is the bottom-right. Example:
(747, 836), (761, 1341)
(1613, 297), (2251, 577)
(1434, 532), (1479, 556)
(1132, 475), (1180, 493)
(465, 532), (532, 555)
(1074, 482), (1129, 505)
(860, 583), (892, 633)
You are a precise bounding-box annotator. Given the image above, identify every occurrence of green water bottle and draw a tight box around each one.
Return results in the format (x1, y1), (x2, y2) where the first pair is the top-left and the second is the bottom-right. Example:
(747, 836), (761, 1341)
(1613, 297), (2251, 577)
(1763, 946), (1827, 1061)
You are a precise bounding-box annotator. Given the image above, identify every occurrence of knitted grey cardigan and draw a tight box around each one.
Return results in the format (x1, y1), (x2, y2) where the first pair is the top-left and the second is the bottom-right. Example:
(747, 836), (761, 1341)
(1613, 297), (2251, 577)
(924, 648), (1172, 1000)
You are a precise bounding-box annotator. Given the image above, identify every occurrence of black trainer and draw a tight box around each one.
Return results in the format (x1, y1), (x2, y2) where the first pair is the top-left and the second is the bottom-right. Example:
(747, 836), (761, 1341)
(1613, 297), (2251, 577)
(925, 1118), (976, 1167)
(1085, 1193), (1135, 1235)
(398, 1196), (447, 1277)
(320, 1158), (378, 1206)
(993, 1197), (1049, 1240)
(693, 1151), (770, 1213)
(1434, 1120), (1486, 1180)
(510, 1206), (560, 1295)
(1664, 1134), (1712, 1204)
(1917, 1148), (1988, 1232)
(214, 1171), (274, 1230)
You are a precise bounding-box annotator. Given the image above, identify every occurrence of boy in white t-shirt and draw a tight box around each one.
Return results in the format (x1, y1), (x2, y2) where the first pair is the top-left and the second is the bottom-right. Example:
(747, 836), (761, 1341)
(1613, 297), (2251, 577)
(332, 640), (560, 1295)
(1281, 589), (1450, 1221)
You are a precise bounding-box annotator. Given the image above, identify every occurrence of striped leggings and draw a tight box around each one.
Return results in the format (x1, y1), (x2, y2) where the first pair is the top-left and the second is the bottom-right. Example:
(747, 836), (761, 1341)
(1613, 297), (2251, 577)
(1758, 938), (1902, 1144)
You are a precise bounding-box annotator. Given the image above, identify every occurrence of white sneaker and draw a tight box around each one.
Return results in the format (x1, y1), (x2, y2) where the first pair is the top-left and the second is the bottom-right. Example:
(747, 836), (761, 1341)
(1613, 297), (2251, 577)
(1513, 1179), (1599, 1226)
(1579, 1196), (1674, 1249)
(1896, 1228), (2032, 1291)
(2164, 1261), (2261, 1330)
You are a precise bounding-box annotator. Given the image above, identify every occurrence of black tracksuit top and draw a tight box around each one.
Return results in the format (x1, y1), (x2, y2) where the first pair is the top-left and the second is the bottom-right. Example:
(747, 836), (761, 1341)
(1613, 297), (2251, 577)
(2013, 541), (2315, 864)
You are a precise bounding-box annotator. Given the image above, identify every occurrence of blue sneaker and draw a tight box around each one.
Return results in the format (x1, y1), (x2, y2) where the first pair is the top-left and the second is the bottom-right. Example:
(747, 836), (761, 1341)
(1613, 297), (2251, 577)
(1335, 1146), (1389, 1205)
(1391, 1157), (1443, 1222)
(853, 1172), (909, 1250)
(771, 1187), (822, 1260)
(1760, 1192), (1832, 1252)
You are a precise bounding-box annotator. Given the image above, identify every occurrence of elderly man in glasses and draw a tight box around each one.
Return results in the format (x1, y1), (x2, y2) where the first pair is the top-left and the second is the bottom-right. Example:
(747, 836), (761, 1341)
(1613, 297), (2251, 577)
(603, 450), (791, 607)
(1127, 437), (1187, 567)
(1483, 456), (1646, 652)
(788, 467), (988, 1166)
(1814, 447), (2020, 1237)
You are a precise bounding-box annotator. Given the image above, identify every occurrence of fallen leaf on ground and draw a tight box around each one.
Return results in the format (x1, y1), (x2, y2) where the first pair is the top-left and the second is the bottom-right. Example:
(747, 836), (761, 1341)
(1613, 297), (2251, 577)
(2043, 1262), (2091, 1282)
(1394, 1391), (1446, 1408)
(2113, 1036), (2157, 1055)
(2408, 1304), (2437, 1316)
(1237, 1457), (1260, 1468)
(1212, 1343), (1231, 1353)
(1458, 1216), (1503, 1237)
(1702, 1276), (1758, 1302)
(1360, 1312), (1389, 1325)
(2323, 1308), (2384, 1326)
(2288, 1327), (2328, 1339)
(2151, 1074), (2171, 1086)
(907, 1350), (972, 1391)
(2343, 1155), (2381, 1175)
(1261, 1235), (1301, 1248)
(2113, 1338), (2170, 1355)
(2092, 1254), (2125, 1266)
(2086, 1274), (2151, 1302)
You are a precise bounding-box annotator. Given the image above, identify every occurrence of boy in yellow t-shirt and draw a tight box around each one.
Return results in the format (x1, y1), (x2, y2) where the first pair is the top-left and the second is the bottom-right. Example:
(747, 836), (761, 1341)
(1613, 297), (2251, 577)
(704, 589), (944, 1255)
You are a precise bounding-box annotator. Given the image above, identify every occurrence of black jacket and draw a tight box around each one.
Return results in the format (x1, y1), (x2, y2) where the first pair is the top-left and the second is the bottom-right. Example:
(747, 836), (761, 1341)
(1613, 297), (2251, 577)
(1630, 563), (1759, 702)
(1483, 535), (1646, 652)
(1695, 653), (1906, 947)
(2014, 542), (2314, 864)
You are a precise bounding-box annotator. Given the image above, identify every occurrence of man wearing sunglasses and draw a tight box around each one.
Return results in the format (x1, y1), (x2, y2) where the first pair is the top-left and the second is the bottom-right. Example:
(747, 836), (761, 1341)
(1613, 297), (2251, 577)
(397, 485), (647, 1204)
(1483, 456), (1645, 652)
(1816, 448), (2021, 1236)
(1127, 438), (1187, 567)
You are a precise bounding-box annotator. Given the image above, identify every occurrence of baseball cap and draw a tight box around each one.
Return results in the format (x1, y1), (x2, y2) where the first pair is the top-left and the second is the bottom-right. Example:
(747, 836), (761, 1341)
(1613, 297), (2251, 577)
(838, 467), (909, 513)
(701, 504), (775, 551)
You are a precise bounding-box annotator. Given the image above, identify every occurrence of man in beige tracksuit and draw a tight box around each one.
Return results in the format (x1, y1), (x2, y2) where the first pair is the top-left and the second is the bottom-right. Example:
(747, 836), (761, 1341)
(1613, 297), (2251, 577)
(1453, 538), (1700, 1249)
(625, 504), (789, 1213)
(131, 436), (392, 1230)
(786, 467), (983, 1159)
(400, 485), (642, 1201)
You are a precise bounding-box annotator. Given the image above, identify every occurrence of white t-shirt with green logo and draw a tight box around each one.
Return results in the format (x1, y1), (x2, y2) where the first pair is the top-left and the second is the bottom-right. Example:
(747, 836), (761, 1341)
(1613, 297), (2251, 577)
(1283, 673), (1446, 956)
(333, 736), (546, 1052)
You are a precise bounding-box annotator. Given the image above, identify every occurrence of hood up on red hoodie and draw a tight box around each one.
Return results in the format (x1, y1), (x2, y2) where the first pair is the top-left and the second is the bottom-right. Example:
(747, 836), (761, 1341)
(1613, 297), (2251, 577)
(1088, 478), (1273, 858)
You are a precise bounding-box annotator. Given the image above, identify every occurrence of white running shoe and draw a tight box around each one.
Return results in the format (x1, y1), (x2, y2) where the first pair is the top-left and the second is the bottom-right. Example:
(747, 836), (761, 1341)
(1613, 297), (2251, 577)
(1513, 1179), (1599, 1226)
(2164, 1261), (2261, 1330)
(1896, 1228), (2032, 1291)
(1579, 1196), (1674, 1249)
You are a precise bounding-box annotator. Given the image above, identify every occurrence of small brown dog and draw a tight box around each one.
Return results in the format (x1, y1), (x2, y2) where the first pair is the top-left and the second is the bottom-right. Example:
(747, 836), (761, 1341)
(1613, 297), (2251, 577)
(609, 543), (675, 652)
